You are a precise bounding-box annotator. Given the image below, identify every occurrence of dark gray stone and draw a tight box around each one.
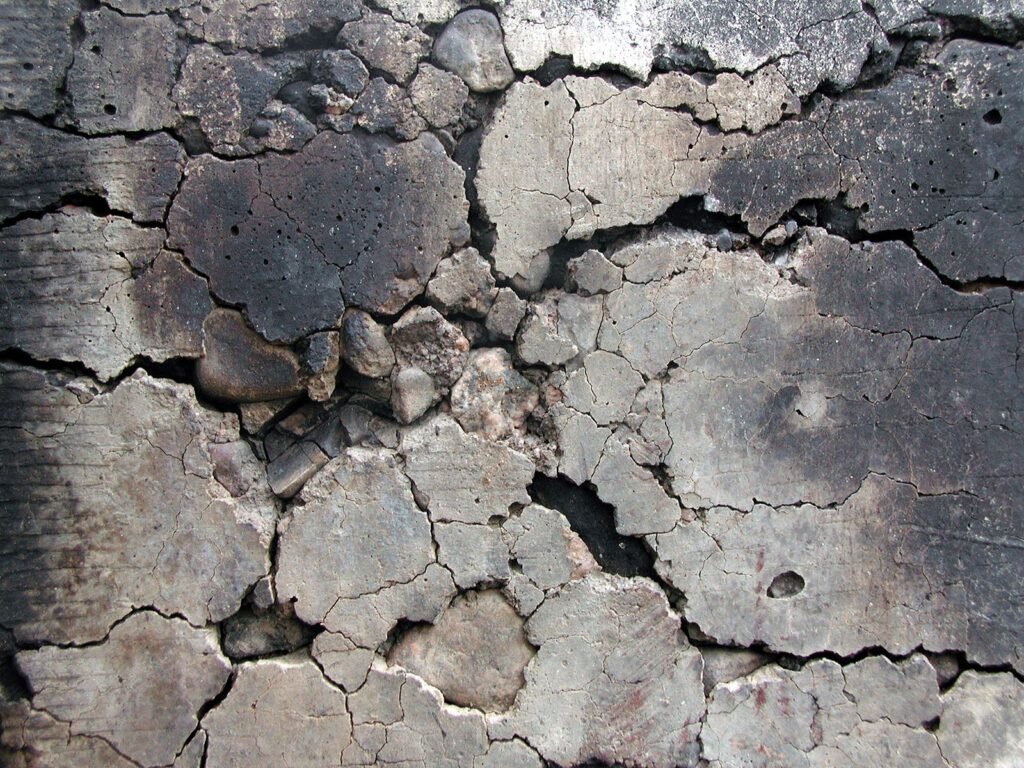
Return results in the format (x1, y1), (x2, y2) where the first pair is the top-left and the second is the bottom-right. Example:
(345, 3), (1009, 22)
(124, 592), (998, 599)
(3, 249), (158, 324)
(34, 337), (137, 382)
(0, 0), (77, 117)
(433, 10), (514, 93)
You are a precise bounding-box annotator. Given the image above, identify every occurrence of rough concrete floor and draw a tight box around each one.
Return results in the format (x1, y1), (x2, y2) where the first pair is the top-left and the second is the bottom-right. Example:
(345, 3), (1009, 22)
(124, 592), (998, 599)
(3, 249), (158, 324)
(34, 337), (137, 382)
(1, 1), (1023, 766)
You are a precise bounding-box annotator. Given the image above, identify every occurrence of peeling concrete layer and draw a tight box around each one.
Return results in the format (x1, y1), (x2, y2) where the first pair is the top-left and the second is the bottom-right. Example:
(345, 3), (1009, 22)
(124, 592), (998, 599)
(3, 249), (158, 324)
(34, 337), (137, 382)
(2, 2), (1023, 767)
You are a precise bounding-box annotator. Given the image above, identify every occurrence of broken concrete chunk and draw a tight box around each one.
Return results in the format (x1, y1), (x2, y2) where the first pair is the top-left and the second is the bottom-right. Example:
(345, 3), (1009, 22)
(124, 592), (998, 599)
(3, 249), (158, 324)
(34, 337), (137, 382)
(339, 10), (431, 84)
(450, 348), (539, 440)
(551, 405), (610, 484)
(196, 308), (306, 403)
(204, 655), (350, 768)
(502, 504), (598, 591)
(0, 0), (77, 117)
(400, 415), (534, 524)
(843, 654), (941, 728)
(410, 63), (469, 129)
(0, 365), (276, 645)
(342, 309), (396, 379)
(706, 66), (797, 133)
(221, 604), (316, 660)
(562, 350), (643, 426)
(0, 119), (184, 225)
(433, 9), (514, 93)
(391, 365), (438, 424)
(486, 287), (528, 340)
(0, 212), (208, 381)
(491, 573), (704, 768)
(516, 292), (602, 367)
(566, 249), (623, 296)
(390, 306), (471, 390)
(426, 247), (497, 317)
(276, 448), (434, 625)
(435, 522), (511, 588)
(592, 436), (681, 535)
(476, 739), (545, 768)
(17, 612), (230, 767)
(390, 590), (533, 711)
(700, 647), (771, 695)
(67, 9), (181, 133)
(937, 671), (1024, 768)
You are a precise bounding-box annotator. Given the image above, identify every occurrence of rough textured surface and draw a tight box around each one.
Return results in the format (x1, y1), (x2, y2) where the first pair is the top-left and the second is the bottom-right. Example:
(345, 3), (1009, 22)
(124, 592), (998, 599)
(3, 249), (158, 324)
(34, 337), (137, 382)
(5, 4), (1024, 767)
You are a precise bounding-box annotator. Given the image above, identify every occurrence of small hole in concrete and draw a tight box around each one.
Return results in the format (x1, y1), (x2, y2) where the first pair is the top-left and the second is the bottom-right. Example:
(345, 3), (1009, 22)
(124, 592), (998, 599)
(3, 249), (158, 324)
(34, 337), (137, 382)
(103, 103), (117, 115)
(767, 571), (805, 598)
(983, 108), (1002, 125)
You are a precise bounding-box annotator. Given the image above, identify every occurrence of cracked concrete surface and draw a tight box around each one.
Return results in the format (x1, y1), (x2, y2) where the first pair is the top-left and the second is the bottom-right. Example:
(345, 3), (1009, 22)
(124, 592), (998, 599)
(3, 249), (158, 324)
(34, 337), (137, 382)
(1, 1), (1023, 766)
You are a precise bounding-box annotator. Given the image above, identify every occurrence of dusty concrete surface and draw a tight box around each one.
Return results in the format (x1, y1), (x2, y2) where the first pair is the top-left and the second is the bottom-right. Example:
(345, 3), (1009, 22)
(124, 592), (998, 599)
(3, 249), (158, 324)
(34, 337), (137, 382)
(1, 1), (1023, 766)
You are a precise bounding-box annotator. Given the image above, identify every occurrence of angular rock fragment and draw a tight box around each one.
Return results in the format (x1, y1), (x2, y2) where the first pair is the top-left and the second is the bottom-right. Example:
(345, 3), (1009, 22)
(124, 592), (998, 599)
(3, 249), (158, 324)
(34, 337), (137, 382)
(266, 440), (329, 498)
(391, 365), (437, 424)
(389, 590), (534, 710)
(204, 655), (350, 768)
(706, 66), (797, 133)
(0, 0), (77, 117)
(0, 211), (208, 380)
(450, 348), (538, 440)
(276, 447), (431, 616)
(352, 77), (428, 140)
(566, 249), (623, 296)
(433, 10), (515, 93)
(339, 10), (431, 84)
(67, 9), (181, 133)
(516, 292), (602, 366)
(390, 306), (470, 390)
(400, 415), (534, 524)
(410, 63), (469, 129)
(17, 612), (230, 767)
(168, 131), (469, 340)
(0, 119), (184, 225)
(180, 0), (362, 51)
(342, 309), (396, 378)
(426, 247), (497, 317)
(502, 504), (598, 591)
(312, 49), (369, 98)
(486, 287), (528, 340)
(196, 308), (306, 403)
(0, 365), (277, 645)
(300, 330), (341, 402)
(491, 574), (704, 768)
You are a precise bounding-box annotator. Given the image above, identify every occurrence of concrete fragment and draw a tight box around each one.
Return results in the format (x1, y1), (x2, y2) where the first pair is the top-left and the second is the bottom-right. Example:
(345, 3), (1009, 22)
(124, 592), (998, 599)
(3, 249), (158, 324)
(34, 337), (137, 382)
(391, 365), (437, 424)
(400, 415), (535, 524)
(17, 612), (230, 767)
(67, 9), (181, 133)
(491, 573), (704, 767)
(311, 632), (375, 692)
(196, 308), (305, 403)
(0, 365), (277, 645)
(566, 249), (623, 296)
(0, 213), (209, 381)
(339, 11), (431, 83)
(426, 247), (497, 317)
(562, 350), (643, 426)
(843, 654), (941, 727)
(516, 292), (602, 366)
(168, 132), (469, 340)
(204, 655), (350, 768)
(434, 10), (514, 93)
(592, 436), (681, 535)
(390, 306), (471, 390)
(707, 66), (797, 133)
(486, 287), (528, 340)
(502, 504), (598, 591)
(352, 77), (428, 140)
(700, 647), (771, 694)
(450, 348), (539, 440)
(435, 522), (511, 588)
(410, 63), (469, 129)
(390, 590), (534, 710)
